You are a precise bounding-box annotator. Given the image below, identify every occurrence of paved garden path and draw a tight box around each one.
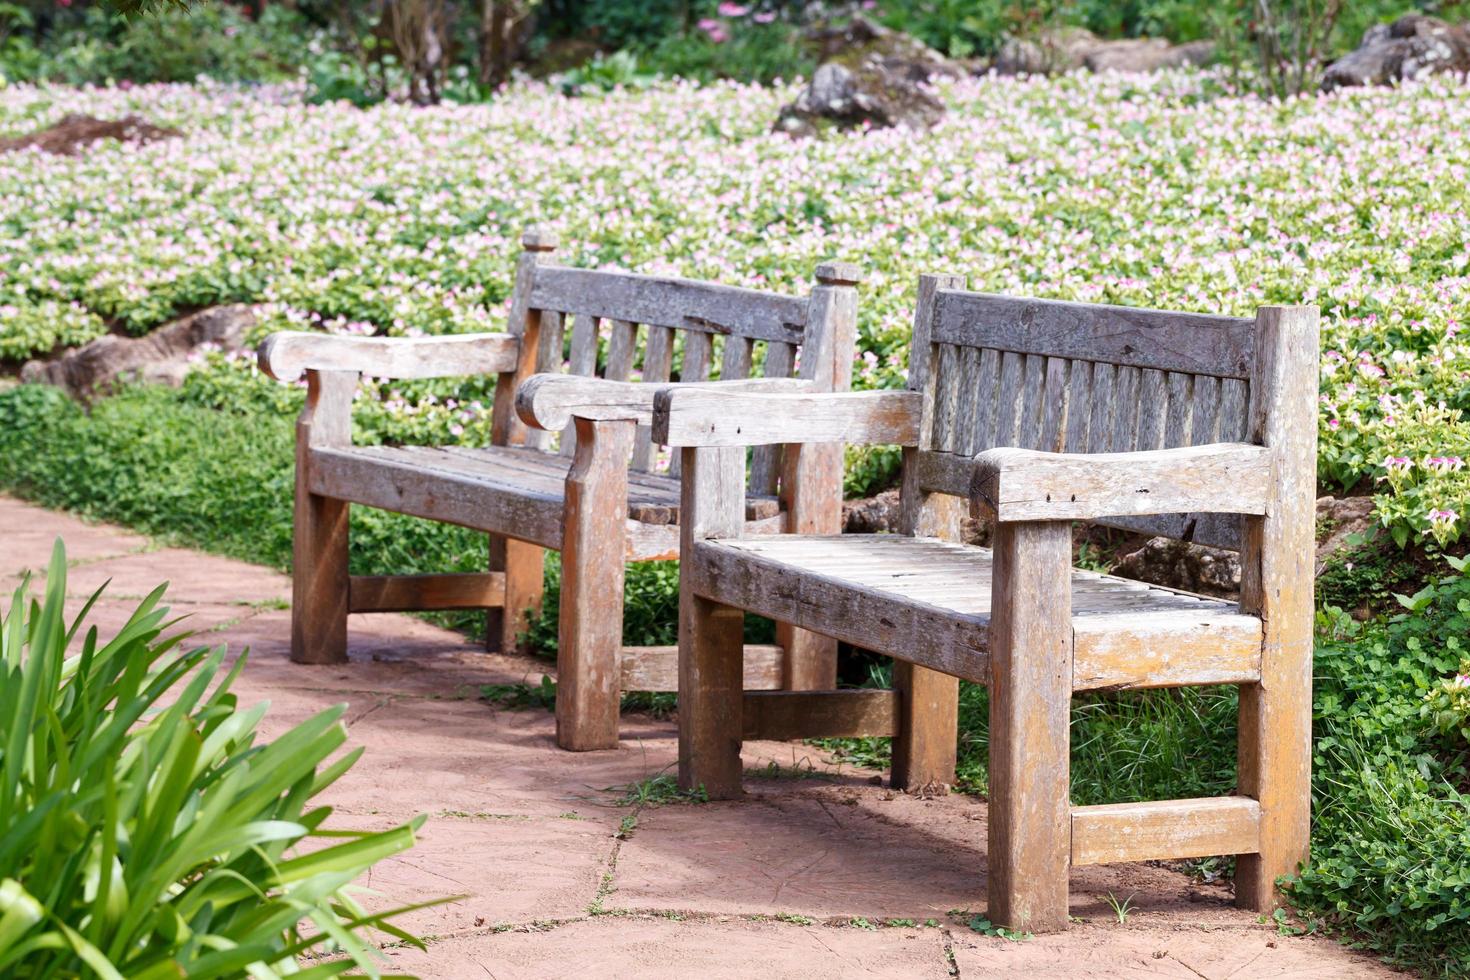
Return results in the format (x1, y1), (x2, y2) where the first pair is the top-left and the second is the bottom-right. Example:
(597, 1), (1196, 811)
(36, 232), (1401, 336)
(1, 494), (1405, 979)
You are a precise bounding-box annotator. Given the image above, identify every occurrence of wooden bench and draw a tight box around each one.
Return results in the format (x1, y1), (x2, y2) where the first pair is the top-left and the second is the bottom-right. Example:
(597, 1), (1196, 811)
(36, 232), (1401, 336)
(258, 228), (862, 750)
(653, 275), (1318, 933)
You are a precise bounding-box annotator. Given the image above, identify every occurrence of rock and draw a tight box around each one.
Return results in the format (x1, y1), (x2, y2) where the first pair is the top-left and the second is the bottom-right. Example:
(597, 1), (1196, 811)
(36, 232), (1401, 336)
(1322, 15), (1470, 91)
(1314, 495), (1377, 573)
(21, 305), (257, 400)
(1082, 38), (1214, 73)
(0, 114), (181, 157)
(990, 27), (1214, 75)
(1113, 537), (1241, 598)
(775, 16), (952, 137)
(842, 489), (901, 534)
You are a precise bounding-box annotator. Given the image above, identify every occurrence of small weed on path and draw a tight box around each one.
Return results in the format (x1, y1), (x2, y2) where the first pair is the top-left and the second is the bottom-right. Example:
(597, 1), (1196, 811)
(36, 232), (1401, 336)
(1103, 892), (1138, 926)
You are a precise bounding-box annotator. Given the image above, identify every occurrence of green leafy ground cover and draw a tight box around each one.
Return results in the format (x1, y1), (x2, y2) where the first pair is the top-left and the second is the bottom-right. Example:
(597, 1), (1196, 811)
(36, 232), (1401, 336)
(3, 73), (1470, 972)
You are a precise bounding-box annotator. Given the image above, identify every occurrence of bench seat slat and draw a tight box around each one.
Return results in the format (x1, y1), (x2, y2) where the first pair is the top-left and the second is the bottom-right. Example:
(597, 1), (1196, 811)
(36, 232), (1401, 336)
(309, 444), (780, 536)
(688, 535), (1261, 690)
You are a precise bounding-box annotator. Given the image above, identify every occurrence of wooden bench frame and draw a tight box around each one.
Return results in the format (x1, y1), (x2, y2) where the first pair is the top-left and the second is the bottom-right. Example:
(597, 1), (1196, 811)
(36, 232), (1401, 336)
(259, 228), (862, 750)
(654, 275), (1318, 933)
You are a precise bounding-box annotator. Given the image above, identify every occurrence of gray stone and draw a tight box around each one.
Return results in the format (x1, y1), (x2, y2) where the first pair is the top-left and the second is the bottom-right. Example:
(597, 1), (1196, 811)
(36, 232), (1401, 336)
(21, 304), (256, 399)
(990, 27), (1214, 76)
(1113, 536), (1241, 598)
(1322, 15), (1470, 91)
(775, 16), (952, 137)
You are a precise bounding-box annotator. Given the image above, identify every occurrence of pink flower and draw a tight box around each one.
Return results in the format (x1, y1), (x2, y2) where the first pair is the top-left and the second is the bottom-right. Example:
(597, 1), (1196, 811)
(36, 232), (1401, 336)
(754, 10), (776, 23)
(1428, 508), (1458, 524)
(697, 18), (729, 43)
(717, 2), (749, 15)
(1384, 456), (1414, 473)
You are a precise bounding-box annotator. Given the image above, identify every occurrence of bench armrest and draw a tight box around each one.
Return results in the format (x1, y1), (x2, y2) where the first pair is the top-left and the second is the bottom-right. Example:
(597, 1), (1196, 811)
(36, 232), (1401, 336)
(257, 331), (520, 383)
(515, 374), (816, 431)
(652, 387), (922, 448)
(972, 443), (1272, 523)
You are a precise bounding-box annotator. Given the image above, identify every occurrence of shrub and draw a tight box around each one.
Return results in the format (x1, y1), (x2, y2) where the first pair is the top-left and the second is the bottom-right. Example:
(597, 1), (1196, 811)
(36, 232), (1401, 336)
(0, 541), (432, 977)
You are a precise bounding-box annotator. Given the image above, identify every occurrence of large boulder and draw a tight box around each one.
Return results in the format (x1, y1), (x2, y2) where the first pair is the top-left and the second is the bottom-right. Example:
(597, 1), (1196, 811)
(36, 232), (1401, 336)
(22, 305), (256, 399)
(775, 16), (954, 137)
(1322, 15), (1470, 91)
(992, 27), (1213, 75)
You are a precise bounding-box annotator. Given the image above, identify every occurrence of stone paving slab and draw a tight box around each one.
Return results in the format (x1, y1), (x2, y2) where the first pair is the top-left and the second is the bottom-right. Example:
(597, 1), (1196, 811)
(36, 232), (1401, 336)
(1, 495), (1407, 978)
(380, 916), (955, 980)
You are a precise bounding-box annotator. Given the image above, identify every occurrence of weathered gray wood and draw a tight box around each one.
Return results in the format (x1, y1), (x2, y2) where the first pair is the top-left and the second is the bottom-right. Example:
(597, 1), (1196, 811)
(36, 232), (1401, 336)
(1039, 357), (1069, 453)
(489, 227), (559, 450)
(972, 443), (1272, 522)
(1191, 373), (1222, 443)
(1063, 359), (1093, 453)
(1017, 354), (1047, 450)
(348, 572), (506, 613)
(930, 290), (1256, 378)
(621, 644), (784, 692)
(678, 445), (748, 799)
(775, 262), (861, 692)
(932, 343), (962, 453)
(517, 375), (813, 432)
(1071, 797), (1261, 866)
(987, 519), (1073, 934)
(655, 390), (921, 448)
(1109, 365), (1142, 453)
(557, 417), (636, 751)
(720, 333), (754, 382)
(1164, 372), (1193, 448)
(259, 332), (519, 383)
(291, 370), (355, 665)
(309, 445), (566, 548)
(1136, 368), (1167, 450)
(633, 324), (675, 471)
(742, 690), (899, 740)
(1236, 306), (1319, 913)
(560, 313), (603, 457)
(992, 351), (1026, 449)
(898, 274), (968, 546)
(954, 346), (983, 457)
(529, 265), (808, 345)
(750, 340), (797, 495)
(605, 319), (640, 381)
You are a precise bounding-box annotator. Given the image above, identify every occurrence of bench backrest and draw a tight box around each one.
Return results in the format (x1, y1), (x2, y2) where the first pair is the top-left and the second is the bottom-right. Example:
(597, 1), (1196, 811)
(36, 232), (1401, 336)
(490, 229), (859, 493)
(907, 276), (1286, 550)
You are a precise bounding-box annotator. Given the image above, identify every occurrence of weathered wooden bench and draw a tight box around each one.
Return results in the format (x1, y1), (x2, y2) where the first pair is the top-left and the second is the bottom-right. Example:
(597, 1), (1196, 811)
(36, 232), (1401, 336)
(653, 275), (1318, 933)
(258, 228), (862, 750)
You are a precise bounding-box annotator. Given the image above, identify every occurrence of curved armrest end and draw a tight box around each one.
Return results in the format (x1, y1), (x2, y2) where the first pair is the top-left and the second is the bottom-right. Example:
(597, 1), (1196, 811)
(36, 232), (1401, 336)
(256, 331), (519, 384)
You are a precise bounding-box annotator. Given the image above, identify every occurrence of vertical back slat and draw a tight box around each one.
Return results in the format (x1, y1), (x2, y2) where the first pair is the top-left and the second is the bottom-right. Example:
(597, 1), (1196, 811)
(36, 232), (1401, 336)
(931, 344), (962, 453)
(1191, 374), (1222, 443)
(751, 341), (796, 495)
(633, 325), (674, 471)
(1039, 356), (1070, 453)
(1135, 368), (1168, 451)
(972, 347), (1004, 453)
(954, 346), (984, 456)
(1108, 365), (1142, 452)
(1164, 372), (1194, 448)
(561, 313), (602, 457)
(1063, 359), (1093, 453)
(526, 310), (566, 451)
(1088, 362), (1116, 451)
(993, 351), (1027, 449)
(1219, 378), (1250, 442)
(721, 333), (754, 381)
(604, 319), (639, 382)
(682, 330), (713, 383)
(1017, 354), (1047, 449)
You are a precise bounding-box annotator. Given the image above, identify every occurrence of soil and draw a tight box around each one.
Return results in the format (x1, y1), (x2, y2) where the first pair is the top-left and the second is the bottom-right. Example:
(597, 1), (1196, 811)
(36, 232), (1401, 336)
(0, 114), (181, 156)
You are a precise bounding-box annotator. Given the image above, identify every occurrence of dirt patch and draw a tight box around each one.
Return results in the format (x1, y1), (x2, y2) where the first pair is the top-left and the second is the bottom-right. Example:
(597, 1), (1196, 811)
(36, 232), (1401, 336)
(0, 114), (181, 156)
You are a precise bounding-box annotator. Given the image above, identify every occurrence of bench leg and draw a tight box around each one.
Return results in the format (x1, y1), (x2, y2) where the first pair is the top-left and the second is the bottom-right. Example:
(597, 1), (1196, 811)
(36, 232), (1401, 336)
(892, 663), (958, 793)
(291, 486), (349, 666)
(987, 521), (1073, 934)
(679, 592), (745, 799)
(1235, 671), (1312, 910)
(487, 536), (543, 655)
(778, 624), (836, 689)
(555, 417), (633, 751)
